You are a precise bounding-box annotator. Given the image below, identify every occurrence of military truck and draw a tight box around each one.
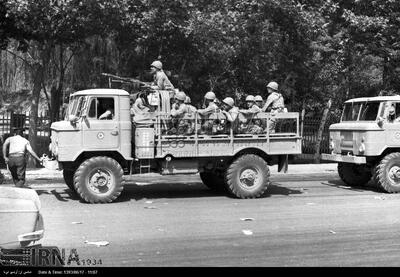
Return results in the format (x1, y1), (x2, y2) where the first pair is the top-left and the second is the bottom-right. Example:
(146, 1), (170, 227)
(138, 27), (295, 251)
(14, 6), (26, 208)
(49, 87), (301, 203)
(322, 95), (400, 192)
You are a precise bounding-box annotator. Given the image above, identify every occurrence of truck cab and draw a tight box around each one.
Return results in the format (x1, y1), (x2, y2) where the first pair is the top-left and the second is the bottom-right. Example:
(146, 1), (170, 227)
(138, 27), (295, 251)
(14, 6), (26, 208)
(50, 88), (302, 203)
(322, 95), (400, 192)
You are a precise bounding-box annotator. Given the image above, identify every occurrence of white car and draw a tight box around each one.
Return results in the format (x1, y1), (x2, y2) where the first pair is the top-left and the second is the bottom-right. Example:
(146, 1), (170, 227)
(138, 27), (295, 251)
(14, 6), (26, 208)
(0, 187), (44, 249)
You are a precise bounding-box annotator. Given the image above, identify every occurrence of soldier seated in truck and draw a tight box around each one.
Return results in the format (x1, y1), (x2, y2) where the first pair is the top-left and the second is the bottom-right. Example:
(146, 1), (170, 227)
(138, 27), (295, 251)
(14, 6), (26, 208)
(221, 97), (239, 134)
(197, 91), (220, 135)
(170, 91), (189, 135)
(238, 95), (263, 134)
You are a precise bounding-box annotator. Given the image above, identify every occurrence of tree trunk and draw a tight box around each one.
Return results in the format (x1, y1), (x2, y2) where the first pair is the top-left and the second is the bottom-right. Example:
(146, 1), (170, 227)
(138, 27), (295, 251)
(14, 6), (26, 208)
(28, 63), (44, 167)
(28, 45), (51, 167)
(314, 99), (332, 164)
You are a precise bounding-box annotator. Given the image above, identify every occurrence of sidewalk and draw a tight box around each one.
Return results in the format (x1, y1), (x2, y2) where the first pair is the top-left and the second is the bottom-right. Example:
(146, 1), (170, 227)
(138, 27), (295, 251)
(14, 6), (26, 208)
(0, 163), (338, 181)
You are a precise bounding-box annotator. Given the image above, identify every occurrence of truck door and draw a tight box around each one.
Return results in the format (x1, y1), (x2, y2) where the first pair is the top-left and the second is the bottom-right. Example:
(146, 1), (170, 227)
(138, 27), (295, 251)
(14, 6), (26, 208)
(82, 96), (120, 149)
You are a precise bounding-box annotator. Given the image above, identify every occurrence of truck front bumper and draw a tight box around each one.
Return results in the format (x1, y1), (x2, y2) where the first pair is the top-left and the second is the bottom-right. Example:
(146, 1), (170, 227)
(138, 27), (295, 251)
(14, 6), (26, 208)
(321, 153), (366, 164)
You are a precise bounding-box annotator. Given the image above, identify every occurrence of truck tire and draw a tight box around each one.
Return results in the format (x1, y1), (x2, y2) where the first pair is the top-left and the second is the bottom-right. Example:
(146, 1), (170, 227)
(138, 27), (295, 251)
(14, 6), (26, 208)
(200, 172), (226, 192)
(337, 162), (371, 187)
(74, 156), (124, 203)
(225, 154), (270, 198)
(63, 169), (76, 192)
(375, 152), (400, 193)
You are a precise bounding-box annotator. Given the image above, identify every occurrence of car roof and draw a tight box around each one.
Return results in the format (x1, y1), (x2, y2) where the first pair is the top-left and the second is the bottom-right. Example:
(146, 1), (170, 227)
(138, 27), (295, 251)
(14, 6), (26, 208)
(72, 89), (130, 97)
(345, 95), (400, 103)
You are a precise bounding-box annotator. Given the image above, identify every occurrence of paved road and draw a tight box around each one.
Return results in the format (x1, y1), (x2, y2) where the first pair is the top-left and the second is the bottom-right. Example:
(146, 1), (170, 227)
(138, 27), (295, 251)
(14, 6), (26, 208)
(17, 172), (400, 266)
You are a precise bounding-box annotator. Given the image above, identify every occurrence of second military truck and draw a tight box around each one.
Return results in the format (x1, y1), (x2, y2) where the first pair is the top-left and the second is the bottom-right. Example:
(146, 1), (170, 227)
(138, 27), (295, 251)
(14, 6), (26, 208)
(322, 95), (400, 192)
(49, 88), (301, 203)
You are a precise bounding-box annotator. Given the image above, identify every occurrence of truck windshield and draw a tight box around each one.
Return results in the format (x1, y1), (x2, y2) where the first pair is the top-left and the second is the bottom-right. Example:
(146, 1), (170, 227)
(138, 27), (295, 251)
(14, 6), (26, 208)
(66, 96), (87, 119)
(342, 102), (380, 121)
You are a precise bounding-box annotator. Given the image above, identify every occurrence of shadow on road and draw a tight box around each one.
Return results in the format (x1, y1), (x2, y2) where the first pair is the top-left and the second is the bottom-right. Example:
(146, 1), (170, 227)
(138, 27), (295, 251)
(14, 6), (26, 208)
(322, 179), (383, 193)
(36, 189), (81, 202)
(113, 181), (304, 203)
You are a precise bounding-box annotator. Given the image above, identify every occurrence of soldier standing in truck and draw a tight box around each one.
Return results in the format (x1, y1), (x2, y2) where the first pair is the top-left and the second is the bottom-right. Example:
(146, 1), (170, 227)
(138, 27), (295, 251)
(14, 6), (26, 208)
(262, 81), (285, 113)
(150, 60), (175, 91)
(262, 82), (286, 133)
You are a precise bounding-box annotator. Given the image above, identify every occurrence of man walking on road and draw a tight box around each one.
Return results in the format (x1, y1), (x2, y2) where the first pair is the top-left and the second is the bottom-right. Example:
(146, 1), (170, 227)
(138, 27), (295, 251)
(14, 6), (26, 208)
(2, 127), (42, 188)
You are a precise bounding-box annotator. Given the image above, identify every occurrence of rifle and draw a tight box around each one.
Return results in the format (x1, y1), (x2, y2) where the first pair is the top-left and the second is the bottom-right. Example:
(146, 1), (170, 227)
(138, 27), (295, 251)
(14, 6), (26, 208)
(101, 73), (152, 88)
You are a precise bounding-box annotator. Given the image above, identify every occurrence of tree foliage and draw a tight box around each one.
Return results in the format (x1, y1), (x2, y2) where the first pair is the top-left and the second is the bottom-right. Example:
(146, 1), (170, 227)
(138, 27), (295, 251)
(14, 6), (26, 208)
(1, 0), (400, 118)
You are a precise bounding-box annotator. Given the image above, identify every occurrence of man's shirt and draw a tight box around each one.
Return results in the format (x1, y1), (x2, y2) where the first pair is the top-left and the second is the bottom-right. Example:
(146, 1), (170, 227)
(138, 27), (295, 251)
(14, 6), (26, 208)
(6, 135), (29, 155)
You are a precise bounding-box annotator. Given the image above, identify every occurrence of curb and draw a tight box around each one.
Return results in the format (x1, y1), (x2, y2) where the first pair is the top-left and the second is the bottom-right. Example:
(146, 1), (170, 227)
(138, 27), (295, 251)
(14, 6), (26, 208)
(1, 163), (338, 180)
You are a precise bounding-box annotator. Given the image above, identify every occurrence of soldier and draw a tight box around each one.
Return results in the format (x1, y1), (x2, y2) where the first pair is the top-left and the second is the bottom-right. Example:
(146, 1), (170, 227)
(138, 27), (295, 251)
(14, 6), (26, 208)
(184, 96), (197, 114)
(184, 96), (197, 135)
(254, 95), (264, 108)
(221, 97), (239, 133)
(197, 91), (220, 134)
(2, 128), (42, 188)
(150, 60), (175, 91)
(262, 81), (285, 113)
(239, 95), (263, 134)
(262, 81), (286, 133)
(131, 94), (154, 125)
(170, 91), (189, 135)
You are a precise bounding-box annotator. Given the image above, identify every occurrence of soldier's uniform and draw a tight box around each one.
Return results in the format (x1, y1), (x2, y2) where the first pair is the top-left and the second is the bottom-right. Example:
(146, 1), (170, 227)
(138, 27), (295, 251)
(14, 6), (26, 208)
(239, 104), (263, 134)
(223, 106), (240, 133)
(262, 92), (285, 113)
(262, 91), (285, 133)
(171, 102), (189, 135)
(153, 71), (174, 91)
(198, 101), (219, 135)
(184, 103), (197, 135)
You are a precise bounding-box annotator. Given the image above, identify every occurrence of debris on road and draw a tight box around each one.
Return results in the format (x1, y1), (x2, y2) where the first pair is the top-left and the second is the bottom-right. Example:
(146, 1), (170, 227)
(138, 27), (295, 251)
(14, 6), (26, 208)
(329, 230), (336, 234)
(338, 185), (351, 189)
(144, 206), (157, 209)
(84, 240), (109, 247)
(374, 196), (386, 200)
(240, 218), (255, 221)
(242, 230), (253, 236)
(71, 221), (83, 225)
(145, 200), (153, 204)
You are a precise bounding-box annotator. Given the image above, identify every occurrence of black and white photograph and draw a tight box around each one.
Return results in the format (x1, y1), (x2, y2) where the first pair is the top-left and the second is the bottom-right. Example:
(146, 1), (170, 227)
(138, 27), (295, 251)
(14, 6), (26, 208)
(1, 0), (400, 272)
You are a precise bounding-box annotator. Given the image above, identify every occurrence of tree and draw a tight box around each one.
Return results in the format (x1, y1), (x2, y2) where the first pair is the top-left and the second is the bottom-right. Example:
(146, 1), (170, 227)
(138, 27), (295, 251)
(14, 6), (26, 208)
(2, 0), (130, 159)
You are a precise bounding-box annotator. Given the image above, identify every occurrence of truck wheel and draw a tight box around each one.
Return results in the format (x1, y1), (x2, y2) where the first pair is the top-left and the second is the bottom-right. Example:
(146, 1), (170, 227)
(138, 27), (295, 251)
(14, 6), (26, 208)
(63, 169), (76, 192)
(375, 152), (400, 193)
(199, 172), (226, 192)
(225, 154), (270, 198)
(74, 156), (124, 203)
(337, 162), (371, 187)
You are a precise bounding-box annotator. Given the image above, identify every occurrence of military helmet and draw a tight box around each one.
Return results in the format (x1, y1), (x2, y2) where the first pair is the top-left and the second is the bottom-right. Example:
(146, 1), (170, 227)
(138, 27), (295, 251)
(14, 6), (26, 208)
(184, 96), (191, 104)
(254, 95), (263, 102)
(222, 97), (234, 107)
(204, 91), (216, 100)
(267, 81), (278, 91)
(150, 60), (163, 70)
(245, 95), (255, 102)
(175, 91), (187, 101)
